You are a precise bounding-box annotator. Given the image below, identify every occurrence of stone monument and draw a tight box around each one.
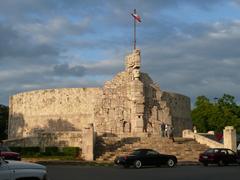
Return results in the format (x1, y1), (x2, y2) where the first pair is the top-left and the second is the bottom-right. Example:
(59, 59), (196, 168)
(8, 49), (192, 141)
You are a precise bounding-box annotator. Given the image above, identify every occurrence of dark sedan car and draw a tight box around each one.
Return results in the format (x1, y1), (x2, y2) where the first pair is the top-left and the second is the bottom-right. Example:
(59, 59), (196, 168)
(199, 148), (240, 166)
(114, 149), (177, 168)
(0, 146), (21, 161)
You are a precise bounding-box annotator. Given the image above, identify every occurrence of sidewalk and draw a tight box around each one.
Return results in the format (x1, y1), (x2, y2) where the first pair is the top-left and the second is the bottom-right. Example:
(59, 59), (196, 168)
(23, 158), (201, 166)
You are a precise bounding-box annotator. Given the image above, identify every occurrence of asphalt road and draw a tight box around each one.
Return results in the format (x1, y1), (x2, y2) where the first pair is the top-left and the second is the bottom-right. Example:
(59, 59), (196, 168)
(47, 165), (240, 180)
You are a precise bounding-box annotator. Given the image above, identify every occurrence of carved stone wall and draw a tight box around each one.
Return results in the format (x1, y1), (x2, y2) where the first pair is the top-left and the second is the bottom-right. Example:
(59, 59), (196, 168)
(8, 88), (102, 138)
(161, 91), (192, 136)
(93, 49), (191, 136)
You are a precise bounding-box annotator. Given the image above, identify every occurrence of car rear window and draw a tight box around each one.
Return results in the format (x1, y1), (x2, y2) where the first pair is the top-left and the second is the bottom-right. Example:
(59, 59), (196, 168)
(220, 149), (227, 154)
(0, 146), (11, 152)
(130, 150), (142, 156)
(146, 150), (159, 156)
(205, 149), (219, 154)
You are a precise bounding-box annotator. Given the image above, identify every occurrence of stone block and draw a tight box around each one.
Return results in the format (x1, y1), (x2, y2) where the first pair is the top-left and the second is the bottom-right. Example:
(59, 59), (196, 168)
(224, 126), (237, 152)
(82, 123), (95, 161)
(135, 105), (144, 114)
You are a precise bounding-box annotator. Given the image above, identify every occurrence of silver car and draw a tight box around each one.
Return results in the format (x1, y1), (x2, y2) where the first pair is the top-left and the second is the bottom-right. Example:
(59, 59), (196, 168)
(0, 157), (47, 180)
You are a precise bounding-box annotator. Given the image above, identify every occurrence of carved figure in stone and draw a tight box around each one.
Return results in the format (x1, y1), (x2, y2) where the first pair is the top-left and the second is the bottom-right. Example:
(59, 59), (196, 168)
(123, 121), (131, 133)
(132, 68), (140, 80)
(125, 49), (141, 73)
(169, 125), (175, 142)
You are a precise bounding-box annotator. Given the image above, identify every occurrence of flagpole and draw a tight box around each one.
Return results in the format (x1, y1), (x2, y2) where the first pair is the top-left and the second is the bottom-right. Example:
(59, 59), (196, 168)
(133, 9), (136, 50)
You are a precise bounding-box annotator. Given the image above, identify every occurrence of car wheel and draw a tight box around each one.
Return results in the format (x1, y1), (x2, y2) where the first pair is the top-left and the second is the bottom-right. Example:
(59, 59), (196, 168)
(134, 160), (142, 169)
(167, 158), (175, 168)
(218, 160), (225, 166)
(203, 163), (208, 167)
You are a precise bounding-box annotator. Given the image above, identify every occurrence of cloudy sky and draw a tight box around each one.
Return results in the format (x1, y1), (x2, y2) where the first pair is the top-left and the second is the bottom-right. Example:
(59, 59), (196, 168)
(1, 0), (240, 106)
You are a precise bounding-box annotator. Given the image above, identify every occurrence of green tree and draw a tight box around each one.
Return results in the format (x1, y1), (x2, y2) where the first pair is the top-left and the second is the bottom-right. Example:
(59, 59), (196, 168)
(0, 104), (9, 140)
(215, 94), (240, 133)
(192, 96), (212, 132)
(191, 94), (240, 133)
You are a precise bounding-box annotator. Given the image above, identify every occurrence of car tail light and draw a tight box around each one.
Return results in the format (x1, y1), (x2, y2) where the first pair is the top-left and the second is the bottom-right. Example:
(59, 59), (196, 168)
(202, 155), (208, 159)
(206, 154), (215, 160)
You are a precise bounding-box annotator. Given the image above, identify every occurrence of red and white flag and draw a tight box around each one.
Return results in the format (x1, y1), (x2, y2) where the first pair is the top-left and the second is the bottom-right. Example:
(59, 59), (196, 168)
(131, 13), (141, 22)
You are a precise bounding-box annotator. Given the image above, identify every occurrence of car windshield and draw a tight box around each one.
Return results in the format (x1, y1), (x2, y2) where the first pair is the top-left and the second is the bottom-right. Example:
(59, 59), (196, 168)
(0, 157), (9, 164)
(0, 146), (11, 152)
(130, 150), (142, 156)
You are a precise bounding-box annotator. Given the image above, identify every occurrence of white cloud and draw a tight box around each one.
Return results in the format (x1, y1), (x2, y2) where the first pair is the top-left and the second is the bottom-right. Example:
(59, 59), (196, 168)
(0, 0), (240, 106)
(141, 20), (240, 105)
(16, 16), (91, 44)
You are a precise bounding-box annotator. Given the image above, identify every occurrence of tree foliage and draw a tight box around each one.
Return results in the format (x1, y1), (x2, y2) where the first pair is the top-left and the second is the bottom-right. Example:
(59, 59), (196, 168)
(192, 94), (240, 133)
(0, 104), (9, 140)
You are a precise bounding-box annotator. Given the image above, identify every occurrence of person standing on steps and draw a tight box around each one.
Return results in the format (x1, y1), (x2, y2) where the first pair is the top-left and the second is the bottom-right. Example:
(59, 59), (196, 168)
(0, 140), (4, 156)
(165, 124), (169, 137)
(169, 125), (175, 142)
(160, 122), (165, 137)
(0, 140), (3, 148)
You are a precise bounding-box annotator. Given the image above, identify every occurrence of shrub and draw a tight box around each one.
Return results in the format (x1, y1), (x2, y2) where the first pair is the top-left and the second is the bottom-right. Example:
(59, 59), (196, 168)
(9, 146), (40, 156)
(9, 147), (22, 153)
(22, 147), (40, 156)
(62, 147), (80, 156)
(9, 146), (80, 158)
(44, 146), (59, 156)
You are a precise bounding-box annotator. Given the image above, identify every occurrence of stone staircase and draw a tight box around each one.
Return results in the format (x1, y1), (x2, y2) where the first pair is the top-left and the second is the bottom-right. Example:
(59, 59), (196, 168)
(95, 136), (209, 162)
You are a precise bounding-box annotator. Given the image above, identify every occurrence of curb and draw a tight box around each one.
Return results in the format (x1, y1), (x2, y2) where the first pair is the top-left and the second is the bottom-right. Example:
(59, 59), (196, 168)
(24, 159), (201, 167)
(177, 161), (201, 166)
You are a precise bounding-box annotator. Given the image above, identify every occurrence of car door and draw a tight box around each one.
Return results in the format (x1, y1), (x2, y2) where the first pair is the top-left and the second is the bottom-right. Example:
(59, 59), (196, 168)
(145, 150), (159, 166)
(158, 154), (170, 165)
(227, 149), (237, 164)
(136, 150), (148, 166)
(0, 159), (11, 180)
(0, 147), (10, 160)
(219, 149), (228, 163)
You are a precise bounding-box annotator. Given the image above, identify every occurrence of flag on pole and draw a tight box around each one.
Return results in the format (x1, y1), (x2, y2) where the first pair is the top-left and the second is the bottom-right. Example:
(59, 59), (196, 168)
(131, 12), (141, 22)
(131, 9), (141, 50)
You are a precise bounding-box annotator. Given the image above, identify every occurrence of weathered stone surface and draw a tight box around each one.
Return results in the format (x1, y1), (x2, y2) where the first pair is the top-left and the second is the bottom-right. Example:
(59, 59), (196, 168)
(182, 129), (224, 148)
(8, 88), (102, 138)
(82, 123), (95, 161)
(4, 131), (82, 148)
(183, 127), (238, 152)
(224, 126), (237, 152)
(8, 49), (192, 141)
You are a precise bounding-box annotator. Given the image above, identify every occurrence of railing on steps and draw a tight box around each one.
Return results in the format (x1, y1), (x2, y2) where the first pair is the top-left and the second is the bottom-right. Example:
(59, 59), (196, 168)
(182, 129), (224, 148)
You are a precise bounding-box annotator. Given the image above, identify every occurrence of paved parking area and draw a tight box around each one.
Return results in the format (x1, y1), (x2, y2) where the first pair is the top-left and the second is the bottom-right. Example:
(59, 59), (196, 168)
(47, 165), (240, 180)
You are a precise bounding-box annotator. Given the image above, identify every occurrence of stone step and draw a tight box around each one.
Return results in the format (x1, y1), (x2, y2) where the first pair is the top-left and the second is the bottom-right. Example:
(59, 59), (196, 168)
(95, 137), (209, 162)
